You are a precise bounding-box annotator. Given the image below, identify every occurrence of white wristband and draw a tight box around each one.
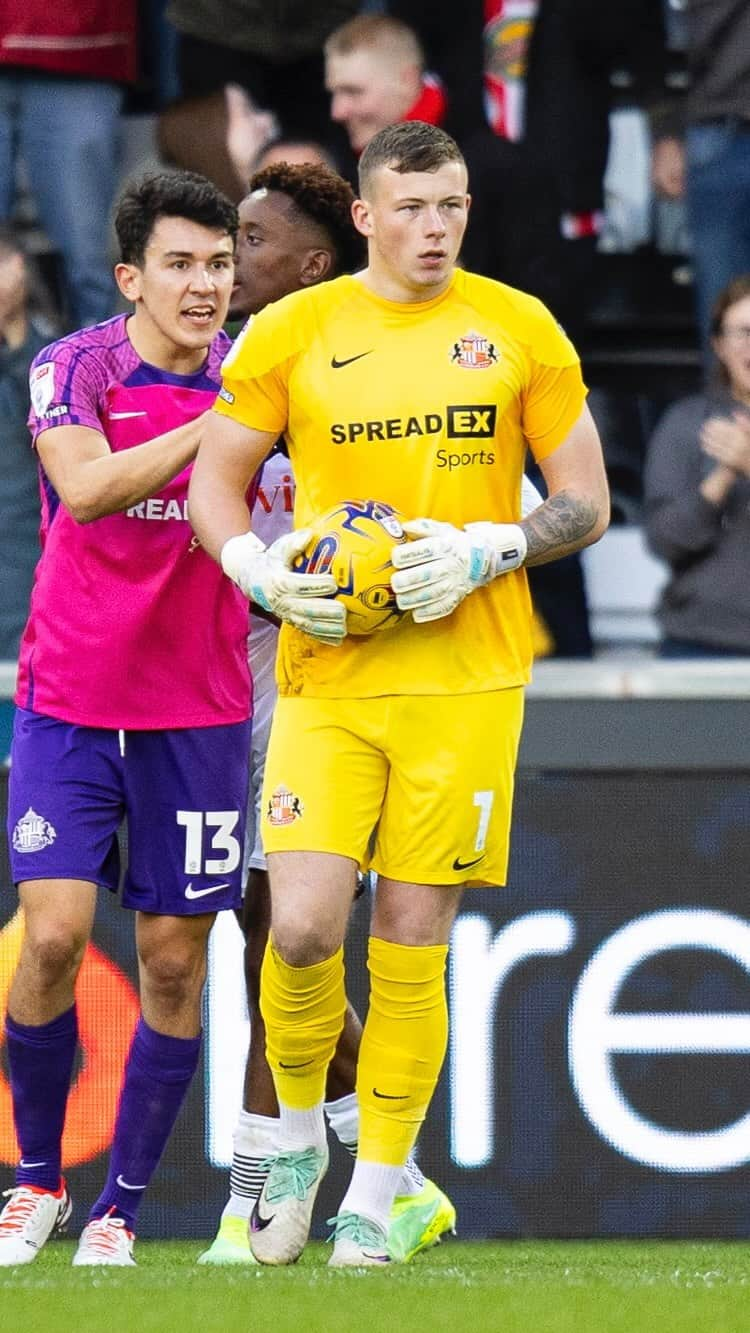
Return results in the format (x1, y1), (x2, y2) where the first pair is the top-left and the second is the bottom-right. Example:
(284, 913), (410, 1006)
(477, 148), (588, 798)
(491, 522), (527, 572)
(465, 521), (527, 578)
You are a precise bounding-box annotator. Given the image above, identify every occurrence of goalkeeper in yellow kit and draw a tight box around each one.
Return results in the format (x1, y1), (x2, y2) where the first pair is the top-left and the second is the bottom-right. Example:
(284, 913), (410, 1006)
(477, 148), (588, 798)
(189, 120), (609, 1267)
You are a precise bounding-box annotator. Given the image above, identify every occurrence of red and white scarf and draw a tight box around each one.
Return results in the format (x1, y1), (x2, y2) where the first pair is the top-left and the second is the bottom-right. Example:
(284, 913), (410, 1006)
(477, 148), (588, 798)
(484, 0), (603, 239)
(483, 0), (538, 142)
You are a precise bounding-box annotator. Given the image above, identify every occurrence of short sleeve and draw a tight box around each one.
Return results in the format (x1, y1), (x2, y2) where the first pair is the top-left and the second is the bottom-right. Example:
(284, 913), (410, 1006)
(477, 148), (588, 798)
(28, 340), (107, 443)
(214, 301), (301, 434)
(521, 308), (587, 461)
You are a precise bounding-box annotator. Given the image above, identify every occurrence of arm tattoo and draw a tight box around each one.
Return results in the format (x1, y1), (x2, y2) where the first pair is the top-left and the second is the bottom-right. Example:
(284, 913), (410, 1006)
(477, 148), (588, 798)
(522, 489), (599, 565)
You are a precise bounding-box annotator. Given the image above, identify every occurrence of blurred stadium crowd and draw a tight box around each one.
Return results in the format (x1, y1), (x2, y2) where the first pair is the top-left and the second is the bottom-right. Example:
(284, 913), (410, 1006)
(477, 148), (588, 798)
(1, 0), (748, 661)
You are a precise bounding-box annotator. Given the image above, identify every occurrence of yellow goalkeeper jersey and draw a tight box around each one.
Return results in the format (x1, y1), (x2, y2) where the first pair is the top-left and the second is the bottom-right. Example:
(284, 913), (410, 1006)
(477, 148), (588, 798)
(215, 269), (586, 698)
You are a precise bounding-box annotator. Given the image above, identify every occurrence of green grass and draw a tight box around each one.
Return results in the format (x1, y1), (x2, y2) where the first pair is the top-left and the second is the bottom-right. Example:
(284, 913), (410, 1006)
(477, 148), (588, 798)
(3, 1239), (750, 1333)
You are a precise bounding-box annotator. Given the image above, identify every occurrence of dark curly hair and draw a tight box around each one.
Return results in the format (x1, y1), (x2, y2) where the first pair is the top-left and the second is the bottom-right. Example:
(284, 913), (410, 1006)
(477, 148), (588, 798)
(115, 170), (238, 265)
(247, 163), (364, 276)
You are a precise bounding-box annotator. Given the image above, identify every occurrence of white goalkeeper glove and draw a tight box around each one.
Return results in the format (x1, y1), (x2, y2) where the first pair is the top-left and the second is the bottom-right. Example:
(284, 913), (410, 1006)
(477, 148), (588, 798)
(391, 518), (527, 623)
(221, 529), (347, 645)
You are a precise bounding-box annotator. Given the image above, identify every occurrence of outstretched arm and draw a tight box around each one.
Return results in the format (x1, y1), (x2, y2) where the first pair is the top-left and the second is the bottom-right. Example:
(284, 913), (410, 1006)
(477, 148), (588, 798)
(38, 415), (210, 525)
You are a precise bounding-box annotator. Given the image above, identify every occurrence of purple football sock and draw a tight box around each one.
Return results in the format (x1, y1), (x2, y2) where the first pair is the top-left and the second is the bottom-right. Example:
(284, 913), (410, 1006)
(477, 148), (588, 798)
(6, 1005), (78, 1192)
(88, 1016), (201, 1231)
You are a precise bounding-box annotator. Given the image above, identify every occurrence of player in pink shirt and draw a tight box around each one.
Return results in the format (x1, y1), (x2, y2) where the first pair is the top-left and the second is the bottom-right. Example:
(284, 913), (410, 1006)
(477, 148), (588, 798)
(0, 171), (329, 1268)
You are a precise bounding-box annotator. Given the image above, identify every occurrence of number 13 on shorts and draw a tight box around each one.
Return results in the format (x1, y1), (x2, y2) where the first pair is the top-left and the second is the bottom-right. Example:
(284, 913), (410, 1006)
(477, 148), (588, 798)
(176, 809), (241, 875)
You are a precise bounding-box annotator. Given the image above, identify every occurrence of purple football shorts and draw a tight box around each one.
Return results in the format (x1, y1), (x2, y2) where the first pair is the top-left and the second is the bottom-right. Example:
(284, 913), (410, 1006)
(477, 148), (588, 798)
(7, 707), (251, 915)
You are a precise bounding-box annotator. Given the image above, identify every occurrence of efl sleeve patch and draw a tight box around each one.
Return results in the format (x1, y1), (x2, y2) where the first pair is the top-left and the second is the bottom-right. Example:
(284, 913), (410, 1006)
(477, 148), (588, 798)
(30, 361), (55, 415)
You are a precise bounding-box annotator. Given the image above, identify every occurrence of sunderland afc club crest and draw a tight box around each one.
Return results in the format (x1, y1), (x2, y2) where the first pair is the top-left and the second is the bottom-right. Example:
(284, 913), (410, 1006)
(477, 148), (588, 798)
(266, 785), (304, 826)
(13, 807), (57, 853)
(450, 331), (499, 369)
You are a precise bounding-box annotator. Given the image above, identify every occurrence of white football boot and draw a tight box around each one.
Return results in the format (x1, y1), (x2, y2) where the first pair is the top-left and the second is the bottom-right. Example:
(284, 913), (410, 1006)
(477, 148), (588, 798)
(0, 1181), (72, 1266)
(249, 1145), (328, 1265)
(72, 1209), (136, 1266)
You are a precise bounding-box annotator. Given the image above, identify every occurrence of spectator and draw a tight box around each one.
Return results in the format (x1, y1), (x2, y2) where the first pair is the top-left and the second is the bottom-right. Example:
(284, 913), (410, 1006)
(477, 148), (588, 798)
(165, 0), (360, 144)
(391, 0), (664, 339)
(159, 84), (278, 202)
(651, 2), (750, 370)
(0, 0), (137, 329)
(644, 275), (750, 657)
(0, 227), (50, 660)
(324, 15), (446, 157)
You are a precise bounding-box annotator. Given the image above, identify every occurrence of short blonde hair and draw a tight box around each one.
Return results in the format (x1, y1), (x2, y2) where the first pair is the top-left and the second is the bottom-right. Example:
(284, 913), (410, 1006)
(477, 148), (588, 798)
(325, 14), (424, 68)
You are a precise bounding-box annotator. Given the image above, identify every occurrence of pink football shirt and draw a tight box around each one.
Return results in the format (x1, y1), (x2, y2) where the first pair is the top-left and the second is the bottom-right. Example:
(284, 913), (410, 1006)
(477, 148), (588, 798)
(16, 315), (253, 729)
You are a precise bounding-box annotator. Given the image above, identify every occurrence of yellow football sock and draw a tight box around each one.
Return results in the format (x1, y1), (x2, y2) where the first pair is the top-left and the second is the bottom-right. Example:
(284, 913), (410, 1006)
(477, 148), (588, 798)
(357, 935), (449, 1166)
(260, 937), (346, 1110)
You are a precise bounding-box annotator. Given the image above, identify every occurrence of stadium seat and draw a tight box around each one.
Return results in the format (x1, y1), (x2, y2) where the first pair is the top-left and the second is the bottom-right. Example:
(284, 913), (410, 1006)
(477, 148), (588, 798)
(581, 525), (668, 652)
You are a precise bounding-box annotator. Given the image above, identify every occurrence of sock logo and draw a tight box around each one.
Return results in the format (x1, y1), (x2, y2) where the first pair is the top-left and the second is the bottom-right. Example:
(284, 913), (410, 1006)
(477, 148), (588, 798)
(279, 1059), (313, 1070)
(115, 1175), (146, 1190)
(372, 1088), (409, 1100)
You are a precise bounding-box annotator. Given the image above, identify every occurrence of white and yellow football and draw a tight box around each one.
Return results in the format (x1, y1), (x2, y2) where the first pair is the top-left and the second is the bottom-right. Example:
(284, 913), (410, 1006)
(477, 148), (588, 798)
(294, 499), (408, 636)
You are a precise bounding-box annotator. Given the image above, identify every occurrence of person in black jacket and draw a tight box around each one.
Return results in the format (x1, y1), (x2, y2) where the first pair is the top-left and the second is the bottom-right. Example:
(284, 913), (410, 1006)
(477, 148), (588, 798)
(651, 0), (750, 370)
(391, 0), (665, 339)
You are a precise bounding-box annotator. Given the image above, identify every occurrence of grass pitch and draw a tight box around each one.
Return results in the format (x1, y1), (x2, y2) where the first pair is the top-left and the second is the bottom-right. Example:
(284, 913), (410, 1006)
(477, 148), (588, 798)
(3, 1239), (750, 1333)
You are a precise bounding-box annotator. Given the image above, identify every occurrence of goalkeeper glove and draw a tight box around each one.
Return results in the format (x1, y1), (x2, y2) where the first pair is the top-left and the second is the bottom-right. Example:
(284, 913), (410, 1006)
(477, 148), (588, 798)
(221, 529), (347, 645)
(391, 518), (527, 623)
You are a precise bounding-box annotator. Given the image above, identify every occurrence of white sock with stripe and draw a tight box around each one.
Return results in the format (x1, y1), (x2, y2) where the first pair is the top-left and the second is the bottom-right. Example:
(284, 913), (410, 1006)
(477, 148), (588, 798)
(222, 1111), (279, 1221)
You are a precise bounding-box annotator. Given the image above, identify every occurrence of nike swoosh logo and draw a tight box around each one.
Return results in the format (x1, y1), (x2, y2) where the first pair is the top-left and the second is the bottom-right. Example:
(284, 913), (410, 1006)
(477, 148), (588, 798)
(372, 1088), (409, 1100)
(184, 881), (231, 899)
(250, 1199), (274, 1232)
(330, 351), (373, 369)
(116, 1174), (146, 1190)
(19, 1159), (47, 1169)
(279, 1059), (313, 1070)
(109, 410), (148, 419)
(452, 855), (486, 872)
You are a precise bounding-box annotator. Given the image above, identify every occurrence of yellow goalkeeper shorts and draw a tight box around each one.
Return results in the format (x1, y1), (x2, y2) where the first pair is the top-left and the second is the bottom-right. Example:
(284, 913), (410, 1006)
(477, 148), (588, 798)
(261, 688), (524, 886)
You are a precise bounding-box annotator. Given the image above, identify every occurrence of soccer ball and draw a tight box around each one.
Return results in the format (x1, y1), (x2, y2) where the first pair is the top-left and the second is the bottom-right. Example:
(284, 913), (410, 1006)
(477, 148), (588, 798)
(294, 499), (409, 635)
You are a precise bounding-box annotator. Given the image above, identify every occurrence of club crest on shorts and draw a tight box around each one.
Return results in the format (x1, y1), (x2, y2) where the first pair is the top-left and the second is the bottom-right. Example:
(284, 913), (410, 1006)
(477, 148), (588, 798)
(266, 785), (304, 826)
(450, 331), (499, 369)
(12, 807), (57, 853)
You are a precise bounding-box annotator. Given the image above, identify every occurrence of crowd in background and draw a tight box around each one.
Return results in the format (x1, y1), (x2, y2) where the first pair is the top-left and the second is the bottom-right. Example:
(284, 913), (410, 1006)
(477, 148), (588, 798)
(2, 0), (750, 661)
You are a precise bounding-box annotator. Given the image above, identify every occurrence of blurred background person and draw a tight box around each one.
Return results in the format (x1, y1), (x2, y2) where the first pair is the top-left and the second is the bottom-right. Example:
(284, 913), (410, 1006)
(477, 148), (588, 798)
(644, 274), (750, 658)
(390, 0), (665, 342)
(158, 83), (279, 204)
(0, 0), (137, 328)
(160, 0), (361, 192)
(0, 227), (51, 662)
(651, 1), (750, 373)
(325, 14), (446, 161)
